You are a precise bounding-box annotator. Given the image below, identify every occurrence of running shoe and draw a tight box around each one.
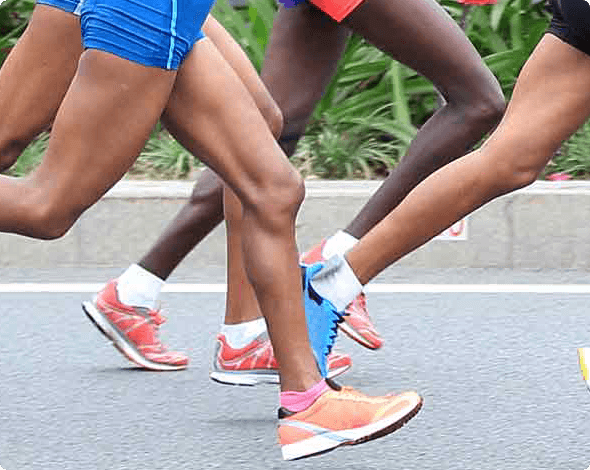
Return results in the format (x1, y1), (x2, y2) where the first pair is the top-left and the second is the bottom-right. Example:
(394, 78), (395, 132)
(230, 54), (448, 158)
(301, 239), (383, 349)
(209, 331), (352, 386)
(302, 263), (346, 377)
(82, 280), (188, 371)
(578, 348), (590, 391)
(278, 379), (423, 460)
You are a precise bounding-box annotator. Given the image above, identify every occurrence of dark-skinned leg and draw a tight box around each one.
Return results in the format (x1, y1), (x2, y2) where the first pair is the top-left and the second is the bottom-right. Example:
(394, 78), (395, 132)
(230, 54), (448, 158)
(261, 4), (349, 156)
(89, 16), (286, 371)
(340, 0), (505, 238)
(308, 35), (590, 312)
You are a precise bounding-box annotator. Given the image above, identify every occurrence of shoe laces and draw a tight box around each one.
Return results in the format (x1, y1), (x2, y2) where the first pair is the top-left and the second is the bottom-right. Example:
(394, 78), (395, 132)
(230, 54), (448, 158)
(327, 310), (346, 354)
(145, 306), (170, 352)
(356, 292), (367, 311)
(149, 310), (166, 326)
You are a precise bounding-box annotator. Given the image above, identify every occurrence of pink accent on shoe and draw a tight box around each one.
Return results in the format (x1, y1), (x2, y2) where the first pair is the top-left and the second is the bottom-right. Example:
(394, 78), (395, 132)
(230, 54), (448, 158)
(280, 380), (330, 412)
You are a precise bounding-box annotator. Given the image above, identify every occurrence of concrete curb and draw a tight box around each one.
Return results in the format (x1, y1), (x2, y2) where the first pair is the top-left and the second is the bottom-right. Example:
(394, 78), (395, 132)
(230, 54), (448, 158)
(1, 179), (588, 269)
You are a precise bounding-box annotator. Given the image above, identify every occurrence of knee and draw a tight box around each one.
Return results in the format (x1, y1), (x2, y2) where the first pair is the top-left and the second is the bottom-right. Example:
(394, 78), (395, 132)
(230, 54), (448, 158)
(243, 166), (305, 227)
(496, 161), (542, 193)
(27, 200), (79, 240)
(463, 88), (506, 132)
(447, 77), (506, 132)
(19, 184), (86, 240)
(486, 150), (546, 194)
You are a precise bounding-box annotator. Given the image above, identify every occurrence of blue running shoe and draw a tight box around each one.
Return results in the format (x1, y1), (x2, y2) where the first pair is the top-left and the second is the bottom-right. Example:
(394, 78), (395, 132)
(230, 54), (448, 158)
(301, 263), (346, 377)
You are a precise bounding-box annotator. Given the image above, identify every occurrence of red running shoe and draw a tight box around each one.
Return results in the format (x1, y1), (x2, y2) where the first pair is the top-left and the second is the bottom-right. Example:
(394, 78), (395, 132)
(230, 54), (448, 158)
(210, 332), (352, 386)
(82, 280), (188, 371)
(301, 239), (383, 349)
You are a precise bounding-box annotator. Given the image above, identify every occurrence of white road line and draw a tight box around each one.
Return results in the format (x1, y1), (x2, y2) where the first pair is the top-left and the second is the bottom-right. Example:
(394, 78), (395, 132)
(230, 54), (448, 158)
(0, 283), (590, 294)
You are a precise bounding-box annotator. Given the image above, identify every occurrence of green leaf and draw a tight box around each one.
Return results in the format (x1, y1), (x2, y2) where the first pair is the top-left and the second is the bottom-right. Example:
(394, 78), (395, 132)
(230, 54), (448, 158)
(491, 0), (511, 31)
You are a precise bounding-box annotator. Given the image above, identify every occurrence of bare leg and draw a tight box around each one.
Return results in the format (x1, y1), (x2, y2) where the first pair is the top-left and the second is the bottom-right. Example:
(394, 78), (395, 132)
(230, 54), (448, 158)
(161, 39), (318, 391)
(135, 0), (504, 305)
(340, 0), (505, 237)
(261, 5), (349, 156)
(345, 35), (590, 283)
(140, 16), (282, 281)
(0, 5), (82, 170)
(222, 184), (264, 324)
(0, 50), (176, 239)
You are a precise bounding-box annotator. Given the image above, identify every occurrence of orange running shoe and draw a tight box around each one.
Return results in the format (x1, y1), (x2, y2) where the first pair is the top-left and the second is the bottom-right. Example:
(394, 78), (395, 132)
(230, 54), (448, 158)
(210, 332), (352, 386)
(301, 239), (383, 349)
(278, 380), (422, 460)
(82, 280), (188, 371)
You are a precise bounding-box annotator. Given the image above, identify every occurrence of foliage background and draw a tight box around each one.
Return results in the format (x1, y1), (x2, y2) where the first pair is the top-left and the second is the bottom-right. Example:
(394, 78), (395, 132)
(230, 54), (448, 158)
(1, 0), (588, 179)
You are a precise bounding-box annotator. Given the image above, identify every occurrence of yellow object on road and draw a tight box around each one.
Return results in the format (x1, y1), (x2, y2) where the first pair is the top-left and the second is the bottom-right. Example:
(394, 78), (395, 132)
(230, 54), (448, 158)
(577, 348), (590, 390)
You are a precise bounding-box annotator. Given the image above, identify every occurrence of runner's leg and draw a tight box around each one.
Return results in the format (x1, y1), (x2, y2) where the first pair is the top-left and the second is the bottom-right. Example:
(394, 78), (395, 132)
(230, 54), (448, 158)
(261, 4), (349, 156)
(340, 0), (505, 237)
(0, 5), (81, 170)
(139, 16), (282, 281)
(344, 34), (590, 283)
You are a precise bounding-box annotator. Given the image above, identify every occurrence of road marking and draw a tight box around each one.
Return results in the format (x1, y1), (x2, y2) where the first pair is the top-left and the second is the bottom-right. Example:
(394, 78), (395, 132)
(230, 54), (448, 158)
(1, 283), (590, 294)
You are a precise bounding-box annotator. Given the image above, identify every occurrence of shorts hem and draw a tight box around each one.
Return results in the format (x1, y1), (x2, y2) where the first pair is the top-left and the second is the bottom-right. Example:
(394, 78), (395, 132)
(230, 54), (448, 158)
(83, 33), (205, 70)
(546, 29), (590, 57)
(36, 0), (81, 15)
(308, 0), (365, 21)
(84, 42), (179, 70)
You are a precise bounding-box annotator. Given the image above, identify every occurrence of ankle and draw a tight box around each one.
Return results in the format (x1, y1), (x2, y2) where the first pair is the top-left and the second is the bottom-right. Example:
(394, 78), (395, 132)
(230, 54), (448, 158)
(220, 318), (266, 348)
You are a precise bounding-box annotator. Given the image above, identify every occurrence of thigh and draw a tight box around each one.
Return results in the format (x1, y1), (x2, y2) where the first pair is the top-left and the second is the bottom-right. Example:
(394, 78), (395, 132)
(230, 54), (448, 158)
(483, 34), (590, 168)
(260, 4), (349, 123)
(0, 5), (82, 142)
(162, 39), (293, 202)
(32, 50), (176, 213)
(342, 0), (499, 101)
(203, 15), (278, 123)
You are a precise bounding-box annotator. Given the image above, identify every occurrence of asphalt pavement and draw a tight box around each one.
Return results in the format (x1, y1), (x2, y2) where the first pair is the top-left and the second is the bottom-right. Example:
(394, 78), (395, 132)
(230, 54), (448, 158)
(1, 268), (589, 470)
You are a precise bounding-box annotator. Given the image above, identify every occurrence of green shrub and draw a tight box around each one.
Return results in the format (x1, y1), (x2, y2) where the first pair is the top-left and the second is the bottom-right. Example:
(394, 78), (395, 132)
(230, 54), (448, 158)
(547, 122), (590, 178)
(0, 0), (34, 62)
(5, 0), (589, 181)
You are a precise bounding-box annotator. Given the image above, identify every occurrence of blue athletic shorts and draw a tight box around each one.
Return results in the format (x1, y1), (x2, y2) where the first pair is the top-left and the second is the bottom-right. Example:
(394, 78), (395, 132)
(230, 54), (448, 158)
(80, 0), (214, 70)
(36, 0), (84, 15)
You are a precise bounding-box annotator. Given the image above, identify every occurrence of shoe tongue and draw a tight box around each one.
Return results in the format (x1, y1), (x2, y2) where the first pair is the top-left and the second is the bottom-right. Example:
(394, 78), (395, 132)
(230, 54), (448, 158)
(325, 378), (342, 391)
(134, 306), (152, 318)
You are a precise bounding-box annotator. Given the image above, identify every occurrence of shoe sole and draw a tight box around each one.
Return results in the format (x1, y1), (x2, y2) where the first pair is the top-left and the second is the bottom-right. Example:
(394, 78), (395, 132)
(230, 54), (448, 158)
(82, 301), (187, 372)
(338, 321), (382, 350)
(209, 363), (351, 386)
(578, 348), (590, 391)
(281, 391), (423, 461)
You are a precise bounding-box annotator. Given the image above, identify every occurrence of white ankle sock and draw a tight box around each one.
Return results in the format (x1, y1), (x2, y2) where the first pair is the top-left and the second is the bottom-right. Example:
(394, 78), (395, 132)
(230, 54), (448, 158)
(116, 264), (165, 310)
(220, 318), (267, 349)
(310, 254), (363, 311)
(322, 230), (359, 259)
